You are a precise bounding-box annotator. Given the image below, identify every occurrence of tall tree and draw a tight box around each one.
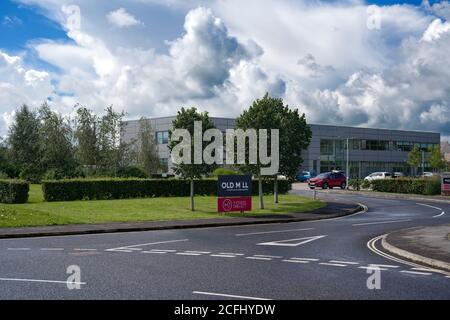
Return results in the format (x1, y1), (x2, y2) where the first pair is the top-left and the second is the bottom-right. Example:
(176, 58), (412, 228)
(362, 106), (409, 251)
(74, 105), (99, 169)
(168, 107), (216, 211)
(137, 117), (160, 175)
(428, 145), (446, 173)
(236, 93), (284, 209)
(38, 103), (76, 176)
(276, 107), (311, 203)
(407, 145), (421, 176)
(98, 106), (124, 175)
(8, 105), (42, 174)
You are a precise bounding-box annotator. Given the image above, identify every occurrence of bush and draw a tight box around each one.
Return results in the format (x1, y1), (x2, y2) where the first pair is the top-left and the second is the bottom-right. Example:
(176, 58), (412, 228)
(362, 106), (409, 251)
(19, 168), (43, 184)
(0, 179), (30, 204)
(116, 166), (148, 179)
(42, 178), (292, 202)
(371, 178), (441, 195)
(212, 168), (240, 176)
(44, 168), (66, 180)
(0, 172), (8, 179)
(348, 179), (362, 190)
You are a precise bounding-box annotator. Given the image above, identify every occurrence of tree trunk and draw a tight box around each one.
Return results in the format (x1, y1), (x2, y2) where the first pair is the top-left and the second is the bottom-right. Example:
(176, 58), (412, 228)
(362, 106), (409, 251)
(190, 178), (195, 211)
(274, 175), (279, 204)
(258, 174), (264, 209)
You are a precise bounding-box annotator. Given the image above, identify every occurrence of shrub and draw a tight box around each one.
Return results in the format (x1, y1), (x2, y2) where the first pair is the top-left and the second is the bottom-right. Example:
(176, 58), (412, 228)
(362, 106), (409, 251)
(212, 168), (240, 176)
(116, 166), (148, 179)
(0, 171), (8, 179)
(0, 179), (30, 204)
(42, 178), (292, 202)
(19, 168), (43, 184)
(371, 178), (441, 195)
(348, 179), (362, 190)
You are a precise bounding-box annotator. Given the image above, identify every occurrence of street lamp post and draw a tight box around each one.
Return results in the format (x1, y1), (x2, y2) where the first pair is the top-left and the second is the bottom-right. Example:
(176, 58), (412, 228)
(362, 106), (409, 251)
(346, 137), (349, 189)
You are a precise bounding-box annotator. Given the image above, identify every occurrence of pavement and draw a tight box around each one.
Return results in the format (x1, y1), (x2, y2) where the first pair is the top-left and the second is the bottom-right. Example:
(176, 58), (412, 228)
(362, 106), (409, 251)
(382, 224), (450, 271)
(0, 188), (449, 299)
(0, 201), (361, 239)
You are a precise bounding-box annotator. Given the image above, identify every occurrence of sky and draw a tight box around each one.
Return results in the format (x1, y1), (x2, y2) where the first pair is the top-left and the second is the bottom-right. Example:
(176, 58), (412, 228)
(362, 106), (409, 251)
(0, 0), (449, 141)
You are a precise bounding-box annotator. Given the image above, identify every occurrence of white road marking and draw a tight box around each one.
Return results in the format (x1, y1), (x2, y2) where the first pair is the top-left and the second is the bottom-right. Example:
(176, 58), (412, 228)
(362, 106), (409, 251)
(176, 252), (202, 256)
(401, 270), (432, 276)
(106, 239), (188, 252)
(7, 248), (30, 251)
(193, 291), (271, 300)
(142, 251), (167, 254)
(290, 258), (319, 261)
(282, 259), (309, 264)
(319, 262), (347, 267)
(246, 256), (272, 261)
(358, 266), (389, 271)
(253, 255), (282, 259)
(235, 228), (314, 237)
(257, 235), (327, 247)
(369, 264), (399, 268)
(0, 277), (86, 285)
(73, 249), (97, 251)
(416, 203), (445, 218)
(411, 267), (433, 272)
(149, 249), (177, 253)
(40, 248), (64, 251)
(185, 251), (211, 254)
(210, 254), (237, 258)
(219, 253), (244, 256)
(329, 260), (359, 265)
(353, 219), (411, 226)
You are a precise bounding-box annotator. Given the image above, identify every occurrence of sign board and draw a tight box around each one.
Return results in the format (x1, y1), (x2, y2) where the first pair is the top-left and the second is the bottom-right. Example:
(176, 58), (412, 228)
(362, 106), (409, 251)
(218, 175), (252, 197)
(442, 173), (450, 196)
(218, 197), (252, 213)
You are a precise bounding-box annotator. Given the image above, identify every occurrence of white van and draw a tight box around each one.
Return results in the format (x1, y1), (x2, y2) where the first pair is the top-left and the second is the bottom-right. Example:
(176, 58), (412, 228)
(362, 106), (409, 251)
(364, 172), (392, 181)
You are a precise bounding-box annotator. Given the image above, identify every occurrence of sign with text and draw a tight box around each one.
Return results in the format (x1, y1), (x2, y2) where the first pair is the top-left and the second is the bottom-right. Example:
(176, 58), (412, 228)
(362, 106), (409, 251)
(218, 197), (252, 213)
(218, 175), (252, 197)
(442, 173), (450, 196)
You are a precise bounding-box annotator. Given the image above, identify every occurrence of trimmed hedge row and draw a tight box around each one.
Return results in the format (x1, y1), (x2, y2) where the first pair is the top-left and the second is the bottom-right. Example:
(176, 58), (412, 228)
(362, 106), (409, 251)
(371, 178), (441, 195)
(0, 180), (30, 204)
(42, 179), (292, 202)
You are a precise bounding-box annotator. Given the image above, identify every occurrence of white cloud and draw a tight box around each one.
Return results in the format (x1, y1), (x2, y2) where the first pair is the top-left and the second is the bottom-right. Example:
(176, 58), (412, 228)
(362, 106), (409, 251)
(3, 0), (450, 139)
(106, 8), (143, 28)
(0, 52), (53, 135)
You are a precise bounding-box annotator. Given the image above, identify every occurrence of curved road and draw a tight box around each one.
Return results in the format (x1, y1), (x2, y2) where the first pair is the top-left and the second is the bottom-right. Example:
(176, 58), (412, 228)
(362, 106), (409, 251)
(0, 190), (449, 299)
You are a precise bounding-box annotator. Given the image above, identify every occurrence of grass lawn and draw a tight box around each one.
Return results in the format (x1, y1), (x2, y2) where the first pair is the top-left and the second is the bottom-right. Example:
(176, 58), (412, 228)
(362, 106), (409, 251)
(0, 185), (325, 228)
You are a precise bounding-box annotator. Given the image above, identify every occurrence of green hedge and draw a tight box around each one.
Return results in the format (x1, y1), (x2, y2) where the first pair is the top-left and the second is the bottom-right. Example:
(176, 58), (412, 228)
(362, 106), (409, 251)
(371, 178), (441, 195)
(0, 180), (30, 204)
(42, 178), (292, 202)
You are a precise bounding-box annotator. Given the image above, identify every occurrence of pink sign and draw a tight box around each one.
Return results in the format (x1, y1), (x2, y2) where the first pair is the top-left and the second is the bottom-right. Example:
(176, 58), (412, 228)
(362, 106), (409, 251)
(218, 197), (252, 213)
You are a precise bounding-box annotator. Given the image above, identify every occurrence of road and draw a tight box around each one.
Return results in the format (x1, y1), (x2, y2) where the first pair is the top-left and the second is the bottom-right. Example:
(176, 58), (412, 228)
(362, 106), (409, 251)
(0, 189), (449, 300)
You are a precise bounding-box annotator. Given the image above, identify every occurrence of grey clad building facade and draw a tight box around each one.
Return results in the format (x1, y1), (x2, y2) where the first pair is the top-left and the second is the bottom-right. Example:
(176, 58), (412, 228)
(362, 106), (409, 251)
(122, 116), (440, 178)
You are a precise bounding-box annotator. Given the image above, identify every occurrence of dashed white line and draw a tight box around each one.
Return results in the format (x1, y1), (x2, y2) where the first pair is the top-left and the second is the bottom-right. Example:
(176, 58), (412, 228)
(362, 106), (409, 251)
(401, 270), (432, 276)
(369, 264), (399, 268)
(353, 219), (411, 226)
(319, 262), (347, 267)
(176, 252), (202, 256)
(193, 291), (271, 300)
(185, 251), (211, 254)
(253, 255), (282, 259)
(219, 253), (244, 256)
(40, 248), (64, 251)
(235, 228), (314, 237)
(0, 277), (86, 285)
(7, 248), (30, 251)
(289, 258), (319, 261)
(329, 260), (359, 265)
(246, 256), (272, 261)
(358, 266), (389, 271)
(282, 259), (310, 264)
(210, 254), (237, 258)
(142, 251), (167, 254)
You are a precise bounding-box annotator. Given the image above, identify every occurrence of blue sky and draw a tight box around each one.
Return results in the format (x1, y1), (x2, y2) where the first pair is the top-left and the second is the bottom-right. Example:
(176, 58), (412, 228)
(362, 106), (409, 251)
(0, 0), (449, 139)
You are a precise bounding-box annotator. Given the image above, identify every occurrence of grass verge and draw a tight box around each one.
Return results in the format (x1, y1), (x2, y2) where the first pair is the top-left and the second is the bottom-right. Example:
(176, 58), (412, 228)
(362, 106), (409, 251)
(0, 185), (325, 228)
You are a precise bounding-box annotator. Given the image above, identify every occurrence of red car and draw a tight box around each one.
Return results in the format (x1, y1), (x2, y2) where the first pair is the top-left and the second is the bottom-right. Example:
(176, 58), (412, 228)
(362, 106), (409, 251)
(308, 172), (347, 189)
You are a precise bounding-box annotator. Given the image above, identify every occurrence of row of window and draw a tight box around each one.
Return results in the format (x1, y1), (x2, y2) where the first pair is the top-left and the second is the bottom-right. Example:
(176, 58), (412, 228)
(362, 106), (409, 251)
(320, 139), (438, 154)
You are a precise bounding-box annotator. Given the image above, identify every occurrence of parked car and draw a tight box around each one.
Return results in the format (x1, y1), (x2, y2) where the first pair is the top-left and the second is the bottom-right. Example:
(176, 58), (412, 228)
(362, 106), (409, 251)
(308, 172), (347, 189)
(393, 172), (405, 178)
(364, 172), (392, 181)
(297, 171), (317, 182)
(422, 172), (436, 178)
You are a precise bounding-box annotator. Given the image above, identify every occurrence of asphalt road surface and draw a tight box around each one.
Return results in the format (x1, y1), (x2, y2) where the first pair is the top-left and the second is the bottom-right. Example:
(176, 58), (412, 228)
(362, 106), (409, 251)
(0, 190), (449, 300)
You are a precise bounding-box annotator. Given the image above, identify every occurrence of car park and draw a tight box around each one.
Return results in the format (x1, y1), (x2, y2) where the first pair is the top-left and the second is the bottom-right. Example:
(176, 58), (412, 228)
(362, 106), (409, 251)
(308, 171), (347, 189)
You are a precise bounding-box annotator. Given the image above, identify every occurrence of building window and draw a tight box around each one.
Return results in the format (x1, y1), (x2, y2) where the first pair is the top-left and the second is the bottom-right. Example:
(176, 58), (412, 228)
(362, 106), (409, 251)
(156, 131), (169, 144)
(160, 158), (168, 172)
(320, 139), (334, 155)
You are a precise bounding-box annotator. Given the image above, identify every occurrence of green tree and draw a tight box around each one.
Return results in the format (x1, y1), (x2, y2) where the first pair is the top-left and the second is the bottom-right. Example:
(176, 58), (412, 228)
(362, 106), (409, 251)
(168, 107), (216, 211)
(98, 106), (125, 175)
(137, 117), (160, 175)
(236, 93), (284, 209)
(38, 103), (77, 176)
(74, 105), (99, 170)
(428, 145), (446, 172)
(8, 105), (42, 176)
(407, 145), (421, 176)
(276, 107), (311, 203)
